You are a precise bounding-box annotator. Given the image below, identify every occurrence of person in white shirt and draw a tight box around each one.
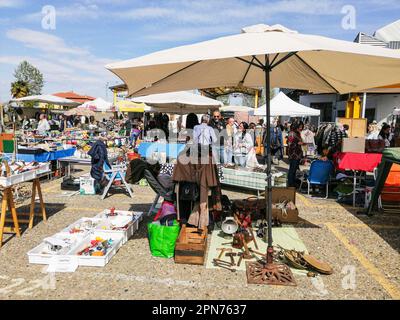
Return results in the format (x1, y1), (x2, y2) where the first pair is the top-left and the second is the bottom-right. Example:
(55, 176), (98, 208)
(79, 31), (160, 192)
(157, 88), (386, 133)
(193, 114), (217, 146)
(37, 114), (50, 135)
(233, 122), (253, 167)
(193, 114), (217, 163)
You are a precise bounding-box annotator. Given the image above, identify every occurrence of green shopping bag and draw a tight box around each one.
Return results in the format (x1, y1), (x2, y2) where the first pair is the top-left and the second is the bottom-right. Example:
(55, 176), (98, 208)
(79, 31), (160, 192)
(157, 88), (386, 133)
(148, 220), (180, 258)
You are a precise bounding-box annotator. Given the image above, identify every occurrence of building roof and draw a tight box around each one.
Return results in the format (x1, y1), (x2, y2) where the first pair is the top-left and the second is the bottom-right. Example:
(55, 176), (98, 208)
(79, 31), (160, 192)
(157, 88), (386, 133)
(374, 19), (400, 42)
(354, 32), (387, 47)
(53, 91), (95, 104)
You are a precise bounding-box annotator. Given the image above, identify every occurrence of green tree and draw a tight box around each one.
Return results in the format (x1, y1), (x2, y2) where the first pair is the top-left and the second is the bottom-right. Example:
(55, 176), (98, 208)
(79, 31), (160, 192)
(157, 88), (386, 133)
(13, 61), (44, 95)
(10, 80), (30, 98)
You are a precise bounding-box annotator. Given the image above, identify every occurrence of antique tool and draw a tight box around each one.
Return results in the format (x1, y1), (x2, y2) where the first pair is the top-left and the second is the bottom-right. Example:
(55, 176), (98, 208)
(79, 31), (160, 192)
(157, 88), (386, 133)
(248, 227), (259, 250)
(213, 258), (233, 266)
(221, 242), (233, 246)
(249, 248), (267, 258)
(225, 252), (236, 266)
(217, 248), (232, 260)
(237, 253), (244, 267)
(241, 236), (253, 260)
(213, 260), (236, 272)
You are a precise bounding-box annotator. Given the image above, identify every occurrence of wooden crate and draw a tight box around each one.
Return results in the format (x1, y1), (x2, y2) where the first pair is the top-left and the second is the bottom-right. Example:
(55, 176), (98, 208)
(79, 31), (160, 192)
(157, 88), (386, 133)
(174, 225), (207, 265)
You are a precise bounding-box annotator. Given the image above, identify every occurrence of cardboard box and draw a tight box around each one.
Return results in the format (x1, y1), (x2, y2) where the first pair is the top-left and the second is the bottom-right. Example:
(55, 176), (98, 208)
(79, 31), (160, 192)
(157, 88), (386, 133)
(79, 174), (96, 195)
(342, 137), (366, 153)
(271, 187), (299, 223)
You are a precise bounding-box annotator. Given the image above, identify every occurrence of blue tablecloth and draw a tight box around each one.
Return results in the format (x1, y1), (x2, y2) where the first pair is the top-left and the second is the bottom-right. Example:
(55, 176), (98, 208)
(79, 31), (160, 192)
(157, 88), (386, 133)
(6, 148), (76, 162)
(137, 142), (186, 159)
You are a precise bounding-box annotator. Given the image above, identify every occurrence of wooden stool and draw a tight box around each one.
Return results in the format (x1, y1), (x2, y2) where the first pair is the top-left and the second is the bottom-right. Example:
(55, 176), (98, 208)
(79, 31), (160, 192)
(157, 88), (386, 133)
(0, 178), (47, 248)
(0, 187), (21, 248)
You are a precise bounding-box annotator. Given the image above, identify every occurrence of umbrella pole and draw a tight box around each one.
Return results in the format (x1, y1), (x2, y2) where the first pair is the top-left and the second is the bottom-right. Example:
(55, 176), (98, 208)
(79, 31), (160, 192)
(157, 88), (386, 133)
(246, 55), (296, 286)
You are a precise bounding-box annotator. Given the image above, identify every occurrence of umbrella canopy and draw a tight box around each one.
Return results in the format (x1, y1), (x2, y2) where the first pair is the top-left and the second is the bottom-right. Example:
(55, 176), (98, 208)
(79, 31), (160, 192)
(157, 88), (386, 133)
(64, 107), (95, 117)
(220, 105), (254, 112)
(114, 100), (149, 113)
(79, 98), (114, 112)
(253, 92), (320, 117)
(11, 94), (79, 107)
(107, 24), (400, 97)
(131, 91), (223, 112)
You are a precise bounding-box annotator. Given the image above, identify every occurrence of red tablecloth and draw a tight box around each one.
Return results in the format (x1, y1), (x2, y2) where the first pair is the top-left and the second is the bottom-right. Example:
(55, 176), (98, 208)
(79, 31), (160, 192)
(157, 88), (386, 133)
(335, 152), (383, 172)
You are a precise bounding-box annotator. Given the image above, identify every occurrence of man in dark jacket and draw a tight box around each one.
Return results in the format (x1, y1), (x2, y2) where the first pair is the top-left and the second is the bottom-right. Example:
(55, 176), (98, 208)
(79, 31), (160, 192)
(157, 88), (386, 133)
(209, 111), (226, 164)
(88, 134), (110, 193)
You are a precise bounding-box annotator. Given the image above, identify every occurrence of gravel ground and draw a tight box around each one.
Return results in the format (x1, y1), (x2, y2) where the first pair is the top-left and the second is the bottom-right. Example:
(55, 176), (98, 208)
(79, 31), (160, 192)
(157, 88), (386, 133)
(0, 167), (399, 300)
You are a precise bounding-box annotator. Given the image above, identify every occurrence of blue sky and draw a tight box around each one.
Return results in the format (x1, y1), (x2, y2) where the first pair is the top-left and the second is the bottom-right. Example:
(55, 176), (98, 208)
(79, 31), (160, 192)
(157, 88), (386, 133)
(0, 0), (399, 101)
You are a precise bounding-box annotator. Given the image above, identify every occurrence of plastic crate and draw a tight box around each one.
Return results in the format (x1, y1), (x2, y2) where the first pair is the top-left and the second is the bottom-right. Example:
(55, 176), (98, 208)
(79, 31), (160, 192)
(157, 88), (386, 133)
(27, 232), (85, 265)
(62, 217), (106, 236)
(0, 170), (37, 187)
(71, 231), (124, 267)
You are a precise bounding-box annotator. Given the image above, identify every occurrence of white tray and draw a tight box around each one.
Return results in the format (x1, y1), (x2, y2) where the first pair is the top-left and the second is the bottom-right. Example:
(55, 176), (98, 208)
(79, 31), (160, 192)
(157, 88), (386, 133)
(62, 217), (105, 236)
(0, 170), (37, 187)
(27, 232), (85, 265)
(95, 209), (144, 222)
(36, 163), (50, 175)
(71, 231), (124, 267)
(94, 210), (144, 243)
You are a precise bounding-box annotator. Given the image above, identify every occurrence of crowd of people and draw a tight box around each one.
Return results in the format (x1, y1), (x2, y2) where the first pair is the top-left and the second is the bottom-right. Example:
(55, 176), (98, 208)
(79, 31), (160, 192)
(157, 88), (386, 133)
(20, 113), (145, 148)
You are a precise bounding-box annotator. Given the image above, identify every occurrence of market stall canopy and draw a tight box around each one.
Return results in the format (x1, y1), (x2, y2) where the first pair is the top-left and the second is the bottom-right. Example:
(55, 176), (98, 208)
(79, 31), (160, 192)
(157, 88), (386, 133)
(64, 107), (95, 117)
(114, 100), (149, 113)
(106, 24), (400, 97)
(131, 91), (223, 113)
(220, 105), (254, 112)
(79, 98), (115, 112)
(11, 94), (80, 107)
(253, 92), (320, 117)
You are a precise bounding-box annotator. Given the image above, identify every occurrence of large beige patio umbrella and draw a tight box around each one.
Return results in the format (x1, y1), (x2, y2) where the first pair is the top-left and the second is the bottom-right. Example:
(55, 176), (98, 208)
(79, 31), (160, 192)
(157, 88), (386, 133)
(106, 24), (400, 97)
(106, 23), (400, 286)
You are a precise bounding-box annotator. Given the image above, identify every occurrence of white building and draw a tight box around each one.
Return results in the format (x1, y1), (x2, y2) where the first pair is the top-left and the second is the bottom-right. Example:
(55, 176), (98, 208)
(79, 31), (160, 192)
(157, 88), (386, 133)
(299, 20), (400, 125)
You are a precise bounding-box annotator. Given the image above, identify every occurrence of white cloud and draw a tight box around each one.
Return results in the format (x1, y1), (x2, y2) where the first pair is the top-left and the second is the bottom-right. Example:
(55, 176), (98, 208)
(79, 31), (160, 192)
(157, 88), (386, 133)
(1, 28), (118, 100)
(0, 0), (24, 8)
(6, 28), (89, 55)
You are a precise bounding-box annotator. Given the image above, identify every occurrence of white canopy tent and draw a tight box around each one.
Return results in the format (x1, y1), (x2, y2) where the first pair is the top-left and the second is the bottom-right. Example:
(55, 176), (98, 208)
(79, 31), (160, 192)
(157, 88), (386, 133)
(10, 94), (79, 107)
(131, 91), (223, 114)
(220, 105), (254, 112)
(253, 92), (320, 117)
(79, 97), (114, 112)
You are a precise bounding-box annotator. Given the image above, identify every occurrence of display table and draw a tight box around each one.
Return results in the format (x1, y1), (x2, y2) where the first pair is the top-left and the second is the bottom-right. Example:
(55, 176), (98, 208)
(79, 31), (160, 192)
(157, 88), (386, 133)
(335, 152), (383, 207)
(137, 142), (186, 159)
(221, 168), (286, 194)
(6, 148), (76, 162)
(58, 156), (92, 178)
(335, 152), (382, 172)
(0, 174), (47, 248)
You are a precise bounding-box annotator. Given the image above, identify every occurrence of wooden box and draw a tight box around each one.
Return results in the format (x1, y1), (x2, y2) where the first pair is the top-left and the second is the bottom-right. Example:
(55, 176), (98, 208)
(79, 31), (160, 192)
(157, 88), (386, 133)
(337, 118), (367, 138)
(342, 137), (366, 153)
(270, 187), (299, 223)
(174, 225), (207, 265)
